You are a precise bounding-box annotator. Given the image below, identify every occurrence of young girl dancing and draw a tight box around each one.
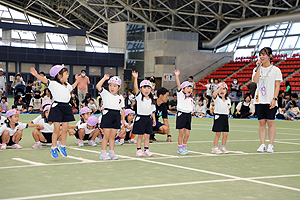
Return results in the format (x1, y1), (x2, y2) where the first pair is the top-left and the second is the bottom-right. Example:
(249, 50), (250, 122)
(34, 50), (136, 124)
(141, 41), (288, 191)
(30, 65), (79, 158)
(132, 71), (156, 157)
(0, 109), (42, 150)
(96, 75), (125, 160)
(211, 82), (231, 154)
(174, 69), (194, 155)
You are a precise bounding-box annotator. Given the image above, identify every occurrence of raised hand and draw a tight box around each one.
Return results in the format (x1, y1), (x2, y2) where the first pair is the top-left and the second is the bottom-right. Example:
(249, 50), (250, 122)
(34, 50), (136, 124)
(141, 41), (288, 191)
(104, 74), (110, 80)
(75, 74), (79, 80)
(174, 69), (180, 76)
(132, 70), (138, 78)
(30, 67), (38, 76)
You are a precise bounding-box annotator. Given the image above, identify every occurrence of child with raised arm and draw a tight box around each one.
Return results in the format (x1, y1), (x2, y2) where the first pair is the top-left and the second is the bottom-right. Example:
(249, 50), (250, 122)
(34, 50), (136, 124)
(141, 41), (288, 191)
(211, 82), (231, 154)
(174, 69), (194, 155)
(96, 75), (125, 160)
(132, 71), (156, 157)
(30, 65), (79, 158)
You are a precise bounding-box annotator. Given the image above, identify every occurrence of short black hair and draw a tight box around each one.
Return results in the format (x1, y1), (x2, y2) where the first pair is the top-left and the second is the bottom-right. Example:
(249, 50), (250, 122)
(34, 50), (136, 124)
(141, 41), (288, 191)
(81, 69), (86, 73)
(34, 90), (41, 94)
(157, 87), (169, 97)
(291, 93), (298, 99)
(40, 71), (45, 76)
(16, 73), (21, 77)
(173, 93), (177, 97)
(291, 100), (296, 105)
(28, 80), (34, 84)
(1, 96), (7, 101)
(189, 76), (193, 79)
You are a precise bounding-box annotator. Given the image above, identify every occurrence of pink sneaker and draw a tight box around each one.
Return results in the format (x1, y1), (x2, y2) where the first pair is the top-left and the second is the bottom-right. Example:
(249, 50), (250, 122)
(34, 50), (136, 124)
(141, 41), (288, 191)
(88, 140), (97, 147)
(144, 149), (153, 157)
(76, 139), (80, 144)
(1, 143), (7, 150)
(32, 142), (42, 149)
(136, 149), (144, 157)
(12, 144), (22, 149)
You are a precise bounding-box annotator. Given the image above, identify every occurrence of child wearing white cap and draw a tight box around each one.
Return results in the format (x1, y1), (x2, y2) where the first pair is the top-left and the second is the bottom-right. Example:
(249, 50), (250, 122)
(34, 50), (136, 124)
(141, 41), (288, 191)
(30, 65), (79, 158)
(174, 69), (194, 155)
(0, 109), (42, 150)
(211, 82), (231, 154)
(96, 74), (125, 160)
(132, 71), (156, 157)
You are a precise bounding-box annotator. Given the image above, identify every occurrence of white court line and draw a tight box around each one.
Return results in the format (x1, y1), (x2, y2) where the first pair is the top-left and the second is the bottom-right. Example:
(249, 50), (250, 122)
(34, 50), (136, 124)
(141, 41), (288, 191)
(12, 158), (45, 166)
(275, 141), (300, 146)
(3, 174), (300, 200)
(66, 156), (96, 163)
(151, 152), (178, 157)
(227, 151), (246, 154)
(188, 150), (216, 156)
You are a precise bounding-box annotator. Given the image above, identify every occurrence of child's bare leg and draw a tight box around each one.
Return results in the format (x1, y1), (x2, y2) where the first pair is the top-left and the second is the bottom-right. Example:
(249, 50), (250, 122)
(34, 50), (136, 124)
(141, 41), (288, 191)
(61, 122), (69, 146)
(101, 129), (110, 150)
(32, 128), (46, 142)
(12, 130), (23, 143)
(78, 129), (85, 140)
(1, 131), (10, 143)
(214, 132), (221, 147)
(177, 129), (184, 145)
(90, 129), (100, 140)
(52, 122), (60, 147)
(182, 129), (190, 144)
(109, 129), (117, 150)
(144, 134), (150, 147)
(222, 132), (228, 146)
(137, 135), (143, 149)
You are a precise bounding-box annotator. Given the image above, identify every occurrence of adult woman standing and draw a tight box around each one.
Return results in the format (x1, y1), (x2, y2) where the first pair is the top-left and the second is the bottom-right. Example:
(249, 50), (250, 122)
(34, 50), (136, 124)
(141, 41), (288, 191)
(230, 78), (241, 114)
(252, 47), (282, 153)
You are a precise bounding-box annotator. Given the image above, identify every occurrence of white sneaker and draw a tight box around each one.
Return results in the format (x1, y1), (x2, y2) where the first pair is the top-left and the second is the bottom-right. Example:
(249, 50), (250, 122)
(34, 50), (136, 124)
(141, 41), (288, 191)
(115, 140), (123, 145)
(211, 147), (222, 154)
(88, 140), (97, 147)
(257, 144), (267, 152)
(267, 144), (274, 153)
(78, 140), (84, 147)
(120, 139), (124, 144)
(129, 139), (137, 144)
(220, 147), (229, 154)
(12, 143), (22, 149)
(76, 138), (80, 144)
(32, 142), (42, 149)
(97, 137), (102, 143)
(1, 143), (7, 150)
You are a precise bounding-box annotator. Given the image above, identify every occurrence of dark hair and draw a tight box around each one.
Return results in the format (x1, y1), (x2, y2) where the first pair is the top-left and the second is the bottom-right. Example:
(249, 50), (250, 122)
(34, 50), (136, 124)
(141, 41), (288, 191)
(42, 88), (53, 99)
(28, 80), (34, 84)
(40, 71), (45, 76)
(173, 93), (177, 97)
(141, 86), (155, 104)
(290, 100), (296, 106)
(279, 90), (284, 94)
(189, 76), (194, 80)
(34, 90), (41, 94)
(81, 69), (86, 73)
(16, 73), (21, 77)
(244, 93), (251, 101)
(125, 114), (134, 123)
(214, 78), (219, 82)
(291, 93), (298, 99)
(54, 68), (68, 85)
(14, 95), (22, 103)
(1, 96), (7, 101)
(157, 87), (168, 97)
(259, 47), (273, 60)
(128, 88), (133, 94)
(285, 81), (290, 87)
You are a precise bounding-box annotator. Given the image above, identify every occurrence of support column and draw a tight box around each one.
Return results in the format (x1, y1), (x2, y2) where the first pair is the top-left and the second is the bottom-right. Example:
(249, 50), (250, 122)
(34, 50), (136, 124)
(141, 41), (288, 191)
(2, 30), (11, 46)
(36, 33), (46, 48)
(68, 36), (85, 51)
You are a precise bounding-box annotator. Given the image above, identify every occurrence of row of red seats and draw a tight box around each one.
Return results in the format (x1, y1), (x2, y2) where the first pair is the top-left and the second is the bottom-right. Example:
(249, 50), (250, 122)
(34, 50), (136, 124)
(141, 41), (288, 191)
(273, 54), (287, 58)
(278, 65), (300, 69)
(205, 75), (227, 79)
(229, 60), (251, 63)
(211, 71), (233, 75)
(223, 63), (245, 67)
(217, 67), (239, 71)
(287, 77), (300, 81)
(286, 57), (300, 61)
(237, 70), (253, 74)
(281, 69), (295, 73)
(292, 53), (300, 57)
(235, 56), (257, 60)
(232, 74), (252, 78)
(280, 87), (300, 91)
(279, 61), (300, 65)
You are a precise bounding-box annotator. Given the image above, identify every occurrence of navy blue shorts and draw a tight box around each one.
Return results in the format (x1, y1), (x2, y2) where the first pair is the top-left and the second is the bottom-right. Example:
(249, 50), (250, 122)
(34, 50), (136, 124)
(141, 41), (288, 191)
(255, 104), (277, 120)
(75, 131), (91, 140)
(176, 111), (192, 130)
(100, 109), (121, 129)
(41, 132), (52, 143)
(153, 121), (164, 132)
(132, 115), (153, 135)
(0, 136), (22, 146)
(212, 114), (229, 132)
(48, 102), (75, 122)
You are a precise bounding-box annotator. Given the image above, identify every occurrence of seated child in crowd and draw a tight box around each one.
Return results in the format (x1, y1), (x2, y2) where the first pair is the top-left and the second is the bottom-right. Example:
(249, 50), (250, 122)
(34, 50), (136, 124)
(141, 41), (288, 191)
(1, 96), (9, 113)
(286, 100), (300, 120)
(28, 90), (43, 113)
(12, 95), (27, 113)
(193, 99), (207, 117)
(74, 116), (100, 147)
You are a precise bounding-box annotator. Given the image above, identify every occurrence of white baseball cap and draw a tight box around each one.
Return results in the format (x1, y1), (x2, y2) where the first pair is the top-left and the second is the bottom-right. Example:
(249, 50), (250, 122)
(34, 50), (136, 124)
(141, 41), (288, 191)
(0, 68), (3, 72)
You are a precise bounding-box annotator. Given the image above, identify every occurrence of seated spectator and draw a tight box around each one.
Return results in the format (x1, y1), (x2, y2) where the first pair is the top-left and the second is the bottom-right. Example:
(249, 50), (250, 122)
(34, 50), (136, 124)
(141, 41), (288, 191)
(195, 93), (206, 106)
(42, 88), (54, 103)
(80, 93), (92, 107)
(88, 98), (100, 114)
(285, 100), (300, 120)
(1, 96), (9, 113)
(208, 101), (215, 116)
(168, 93), (177, 115)
(12, 95), (27, 113)
(277, 90), (285, 109)
(11, 73), (25, 89)
(233, 93), (255, 118)
(35, 71), (47, 92)
(70, 91), (79, 114)
(282, 93), (291, 108)
(24, 80), (34, 107)
(193, 99), (207, 117)
(282, 93), (300, 114)
(247, 79), (257, 99)
(28, 90), (43, 113)
(198, 79), (213, 108)
(230, 78), (241, 114)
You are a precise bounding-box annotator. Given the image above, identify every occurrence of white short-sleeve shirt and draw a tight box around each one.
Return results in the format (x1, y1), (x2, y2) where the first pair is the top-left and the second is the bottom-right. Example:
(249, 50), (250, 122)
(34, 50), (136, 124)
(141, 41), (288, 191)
(213, 95), (231, 115)
(252, 65), (282, 105)
(0, 116), (6, 126)
(0, 122), (28, 136)
(99, 88), (124, 110)
(177, 89), (194, 113)
(77, 123), (97, 135)
(135, 92), (156, 115)
(48, 80), (73, 103)
(31, 116), (54, 133)
(124, 121), (134, 132)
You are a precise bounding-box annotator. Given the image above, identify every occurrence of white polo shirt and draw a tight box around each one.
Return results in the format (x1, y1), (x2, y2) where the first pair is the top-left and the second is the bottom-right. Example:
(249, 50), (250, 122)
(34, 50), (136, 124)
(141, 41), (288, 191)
(32, 116), (54, 133)
(48, 80), (73, 103)
(99, 88), (124, 111)
(77, 123), (97, 135)
(177, 89), (194, 113)
(213, 95), (231, 115)
(0, 122), (28, 136)
(135, 92), (156, 116)
(0, 116), (6, 126)
(124, 121), (134, 132)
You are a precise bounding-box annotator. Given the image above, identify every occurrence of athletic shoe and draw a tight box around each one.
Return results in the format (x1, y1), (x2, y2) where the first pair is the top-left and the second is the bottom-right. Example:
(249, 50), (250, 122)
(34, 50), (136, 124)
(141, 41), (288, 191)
(97, 137), (102, 143)
(78, 140), (84, 147)
(32, 142), (42, 149)
(109, 152), (119, 160)
(88, 140), (97, 147)
(1, 143), (7, 150)
(182, 146), (189, 155)
(100, 153), (111, 160)
(144, 149), (153, 157)
(76, 138), (80, 144)
(57, 145), (67, 157)
(220, 147), (229, 154)
(129, 139), (137, 144)
(51, 148), (59, 158)
(115, 140), (123, 145)
(12, 144), (22, 149)
(257, 144), (267, 152)
(120, 139), (125, 144)
(211, 147), (222, 154)
(267, 144), (274, 153)
(177, 148), (188, 155)
(136, 149), (144, 157)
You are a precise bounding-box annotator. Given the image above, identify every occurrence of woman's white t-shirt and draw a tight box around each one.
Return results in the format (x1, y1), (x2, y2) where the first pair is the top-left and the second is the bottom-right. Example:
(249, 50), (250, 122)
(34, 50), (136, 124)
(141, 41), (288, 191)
(252, 65), (282, 105)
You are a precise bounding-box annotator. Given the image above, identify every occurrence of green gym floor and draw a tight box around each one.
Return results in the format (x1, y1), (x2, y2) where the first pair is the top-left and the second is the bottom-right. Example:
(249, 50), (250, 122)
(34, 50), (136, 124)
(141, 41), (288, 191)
(0, 112), (299, 200)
